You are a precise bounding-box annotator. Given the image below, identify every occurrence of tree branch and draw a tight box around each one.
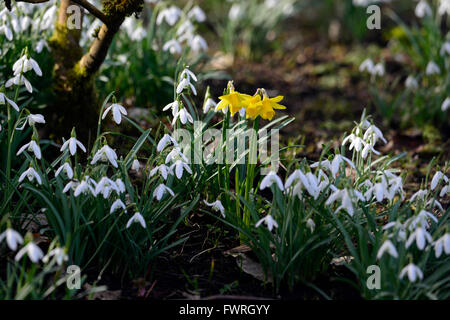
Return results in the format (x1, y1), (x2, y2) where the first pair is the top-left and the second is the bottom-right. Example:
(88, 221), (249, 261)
(14, 0), (108, 24)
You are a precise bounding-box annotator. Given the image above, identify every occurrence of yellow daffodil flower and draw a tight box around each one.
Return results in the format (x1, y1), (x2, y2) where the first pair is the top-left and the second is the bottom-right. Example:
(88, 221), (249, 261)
(259, 95), (286, 120)
(244, 95), (263, 119)
(216, 90), (251, 116)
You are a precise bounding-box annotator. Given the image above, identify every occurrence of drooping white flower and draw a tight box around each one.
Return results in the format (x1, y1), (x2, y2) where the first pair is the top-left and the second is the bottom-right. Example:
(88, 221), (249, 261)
(228, 3), (242, 20)
(425, 61), (440, 75)
(0, 228), (24, 251)
(434, 233), (450, 258)
(95, 177), (120, 198)
(130, 26), (147, 41)
(55, 162), (74, 179)
(162, 39), (182, 55)
(115, 178), (126, 194)
(102, 103), (127, 124)
(165, 147), (188, 163)
(405, 76), (419, 90)
(438, 0), (450, 15)
(131, 159), (140, 171)
(163, 100), (179, 117)
(150, 164), (171, 180)
(157, 134), (178, 152)
(126, 212), (146, 228)
(15, 242), (44, 263)
(18, 167), (42, 185)
(409, 189), (428, 202)
(440, 41), (450, 56)
(110, 199), (127, 214)
(153, 183), (175, 201)
(40, 5), (57, 30)
(189, 35), (208, 53)
(331, 154), (355, 179)
(359, 58), (374, 73)
(431, 171), (448, 190)
(12, 54), (42, 76)
(406, 227), (433, 250)
(176, 77), (197, 96)
(306, 218), (315, 233)
(260, 171), (284, 191)
(91, 145), (118, 168)
(43, 247), (68, 265)
(203, 98), (217, 114)
(342, 134), (365, 152)
(19, 114), (46, 131)
(326, 188), (364, 216)
(62, 180), (79, 193)
(5, 74), (33, 93)
(0, 92), (20, 112)
(170, 160), (192, 179)
(173, 108), (194, 125)
(156, 6), (181, 26)
(363, 124), (387, 145)
(74, 178), (96, 197)
(204, 200), (225, 218)
(372, 63), (385, 77)
(60, 137), (86, 156)
(399, 263), (423, 282)
(441, 97), (450, 112)
(16, 140), (41, 159)
(255, 215), (278, 232)
(187, 5), (206, 22)
(35, 39), (48, 53)
(377, 240), (398, 259)
(415, 0), (432, 18)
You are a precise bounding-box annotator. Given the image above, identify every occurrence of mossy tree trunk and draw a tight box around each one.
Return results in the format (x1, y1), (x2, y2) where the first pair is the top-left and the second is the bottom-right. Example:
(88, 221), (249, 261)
(13, 0), (143, 145)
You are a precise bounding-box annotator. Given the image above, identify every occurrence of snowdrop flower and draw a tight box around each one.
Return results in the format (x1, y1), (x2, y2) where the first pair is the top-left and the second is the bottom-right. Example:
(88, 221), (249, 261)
(203, 98), (217, 114)
(163, 39), (182, 55)
(188, 5), (206, 22)
(359, 58), (374, 73)
(440, 41), (450, 56)
(326, 188), (364, 216)
(406, 227), (433, 250)
(40, 5), (57, 30)
(115, 178), (125, 194)
(35, 39), (48, 53)
(18, 113), (45, 130)
(13, 54), (42, 76)
(228, 4), (242, 21)
(165, 147), (188, 163)
(163, 100), (179, 117)
(55, 162), (74, 179)
(43, 247), (68, 265)
(91, 145), (118, 168)
(170, 160), (192, 179)
(331, 154), (355, 178)
(431, 171), (448, 190)
(177, 20), (194, 38)
(342, 134), (365, 152)
(441, 97), (450, 112)
(17, 140), (41, 159)
(62, 180), (79, 193)
(102, 103), (127, 125)
(310, 159), (332, 172)
(377, 240), (398, 259)
(15, 242), (44, 263)
(189, 35), (208, 52)
(425, 61), (440, 75)
(361, 143), (380, 159)
(438, 0), (450, 15)
(399, 263), (423, 282)
(434, 233), (450, 258)
(150, 164), (171, 180)
(415, 0), (432, 18)
(153, 183), (175, 201)
(131, 159), (140, 171)
(410, 189), (428, 202)
(177, 69), (197, 95)
(110, 199), (127, 214)
(204, 200), (225, 218)
(5, 74), (33, 93)
(126, 212), (146, 228)
(383, 221), (407, 242)
(95, 177), (119, 198)
(157, 134), (178, 152)
(255, 215), (278, 232)
(372, 63), (385, 77)
(407, 209), (438, 231)
(306, 218), (315, 233)
(173, 108), (194, 125)
(0, 24), (13, 41)
(130, 26), (147, 41)
(363, 124), (387, 145)
(405, 76), (419, 90)
(74, 178), (96, 197)
(156, 6), (181, 26)
(60, 137), (86, 156)
(0, 92), (19, 112)
(260, 171), (284, 191)
(0, 228), (24, 251)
